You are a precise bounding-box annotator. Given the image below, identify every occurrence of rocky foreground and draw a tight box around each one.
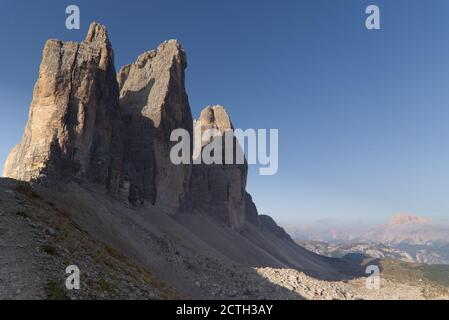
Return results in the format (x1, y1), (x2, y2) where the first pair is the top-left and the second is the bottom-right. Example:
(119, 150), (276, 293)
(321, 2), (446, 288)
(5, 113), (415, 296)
(1, 178), (305, 300)
(2, 178), (449, 300)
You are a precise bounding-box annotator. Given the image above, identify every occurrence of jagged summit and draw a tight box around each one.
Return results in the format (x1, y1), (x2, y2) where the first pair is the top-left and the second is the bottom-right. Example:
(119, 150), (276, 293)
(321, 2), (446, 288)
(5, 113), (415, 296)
(198, 105), (234, 134)
(117, 39), (186, 87)
(116, 36), (192, 212)
(84, 22), (110, 45)
(3, 22), (119, 185)
(3, 22), (250, 225)
(187, 104), (247, 228)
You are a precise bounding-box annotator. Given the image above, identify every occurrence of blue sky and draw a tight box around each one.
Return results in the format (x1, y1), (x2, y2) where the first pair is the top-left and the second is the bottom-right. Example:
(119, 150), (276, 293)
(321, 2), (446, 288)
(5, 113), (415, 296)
(1, 0), (449, 224)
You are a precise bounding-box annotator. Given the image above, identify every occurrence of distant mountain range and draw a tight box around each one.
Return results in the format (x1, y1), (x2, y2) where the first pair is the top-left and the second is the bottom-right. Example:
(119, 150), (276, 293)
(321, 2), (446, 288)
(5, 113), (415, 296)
(286, 214), (449, 265)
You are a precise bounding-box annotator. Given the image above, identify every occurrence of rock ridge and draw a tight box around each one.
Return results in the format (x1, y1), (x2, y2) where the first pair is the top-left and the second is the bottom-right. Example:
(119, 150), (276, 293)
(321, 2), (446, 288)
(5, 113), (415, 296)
(4, 22), (270, 229)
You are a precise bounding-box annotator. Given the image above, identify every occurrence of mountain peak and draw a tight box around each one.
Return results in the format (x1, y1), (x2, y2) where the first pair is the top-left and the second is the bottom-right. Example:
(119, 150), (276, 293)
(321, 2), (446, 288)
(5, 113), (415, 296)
(198, 105), (234, 134)
(85, 22), (110, 46)
(387, 213), (432, 226)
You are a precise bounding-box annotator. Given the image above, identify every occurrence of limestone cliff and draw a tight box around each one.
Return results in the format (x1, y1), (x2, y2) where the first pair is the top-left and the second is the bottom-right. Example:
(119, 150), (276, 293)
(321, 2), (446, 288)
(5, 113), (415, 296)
(3, 23), (121, 190)
(3, 22), (261, 227)
(187, 105), (248, 228)
(117, 40), (193, 212)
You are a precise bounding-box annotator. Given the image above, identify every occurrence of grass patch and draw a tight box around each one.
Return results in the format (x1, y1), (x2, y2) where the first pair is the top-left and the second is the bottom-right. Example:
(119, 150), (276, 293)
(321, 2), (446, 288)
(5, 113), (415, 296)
(45, 280), (69, 300)
(104, 245), (126, 261)
(381, 259), (449, 297)
(16, 211), (29, 218)
(42, 244), (57, 255)
(135, 266), (182, 300)
(420, 265), (449, 287)
(102, 245), (181, 299)
(98, 277), (115, 295)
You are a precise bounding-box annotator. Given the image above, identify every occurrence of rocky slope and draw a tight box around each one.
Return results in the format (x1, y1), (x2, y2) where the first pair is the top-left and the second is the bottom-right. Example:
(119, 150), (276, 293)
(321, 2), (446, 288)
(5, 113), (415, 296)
(0, 179), (170, 300)
(0, 178), (302, 300)
(3, 178), (448, 300)
(257, 261), (449, 300)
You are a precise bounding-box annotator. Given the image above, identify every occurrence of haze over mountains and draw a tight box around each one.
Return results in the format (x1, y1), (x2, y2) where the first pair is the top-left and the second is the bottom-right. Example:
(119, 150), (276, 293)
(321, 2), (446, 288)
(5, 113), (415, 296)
(286, 213), (449, 265)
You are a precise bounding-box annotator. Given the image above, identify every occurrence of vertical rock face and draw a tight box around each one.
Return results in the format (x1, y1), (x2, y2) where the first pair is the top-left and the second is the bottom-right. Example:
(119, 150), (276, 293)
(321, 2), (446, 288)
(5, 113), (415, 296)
(187, 105), (248, 229)
(3, 23), (261, 226)
(3, 23), (121, 189)
(117, 40), (193, 212)
(245, 192), (260, 226)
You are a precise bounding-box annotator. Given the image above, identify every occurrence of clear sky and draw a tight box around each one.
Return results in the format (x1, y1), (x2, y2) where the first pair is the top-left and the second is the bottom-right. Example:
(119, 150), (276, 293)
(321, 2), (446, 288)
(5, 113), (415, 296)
(1, 0), (449, 224)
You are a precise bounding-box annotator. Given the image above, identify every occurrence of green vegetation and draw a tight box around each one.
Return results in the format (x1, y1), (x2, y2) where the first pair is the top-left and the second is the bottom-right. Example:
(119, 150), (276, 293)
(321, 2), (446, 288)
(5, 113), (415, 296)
(101, 244), (181, 299)
(42, 244), (57, 255)
(16, 211), (29, 218)
(98, 277), (116, 295)
(380, 259), (449, 298)
(419, 265), (449, 287)
(45, 280), (69, 300)
(104, 245), (126, 261)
